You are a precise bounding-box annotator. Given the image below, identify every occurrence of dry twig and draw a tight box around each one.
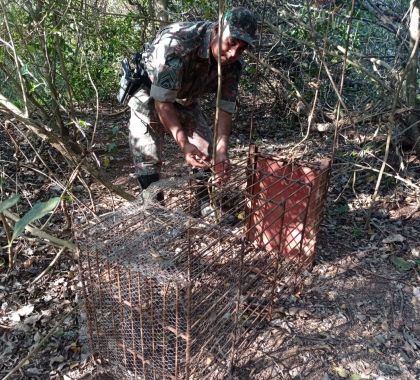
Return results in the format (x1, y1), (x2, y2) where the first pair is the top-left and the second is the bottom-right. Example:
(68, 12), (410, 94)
(365, 19), (420, 227)
(1, 309), (74, 380)
(3, 210), (77, 254)
(31, 247), (67, 284)
(0, 96), (135, 201)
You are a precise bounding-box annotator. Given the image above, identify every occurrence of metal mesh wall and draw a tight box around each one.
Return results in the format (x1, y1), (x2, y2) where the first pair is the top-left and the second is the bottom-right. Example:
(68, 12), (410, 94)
(78, 150), (330, 379)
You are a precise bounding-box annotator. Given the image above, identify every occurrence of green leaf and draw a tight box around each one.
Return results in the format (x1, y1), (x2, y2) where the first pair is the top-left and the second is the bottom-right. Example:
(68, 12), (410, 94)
(77, 119), (87, 129)
(0, 175), (5, 188)
(390, 256), (416, 271)
(106, 142), (117, 153)
(103, 156), (111, 168)
(0, 194), (20, 213)
(330, 204), (350, 216)
(349, 374), (362, 380)
(11, 197), (60, 242)
(352, 227), (364, 237)
(62, 194), (74, 203)
(20, 64), (30, 76)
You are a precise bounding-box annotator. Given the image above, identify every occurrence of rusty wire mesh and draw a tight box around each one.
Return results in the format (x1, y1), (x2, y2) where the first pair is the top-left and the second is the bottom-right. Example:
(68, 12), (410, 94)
(78, 149), (330, 379)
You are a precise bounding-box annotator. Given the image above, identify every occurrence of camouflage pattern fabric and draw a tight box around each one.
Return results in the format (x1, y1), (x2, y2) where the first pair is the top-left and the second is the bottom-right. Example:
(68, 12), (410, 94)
(129, 86), (213, 177)
(128, 20), (242, 177)
(224, 7), (257, 47)
(142, 20), (242, 113)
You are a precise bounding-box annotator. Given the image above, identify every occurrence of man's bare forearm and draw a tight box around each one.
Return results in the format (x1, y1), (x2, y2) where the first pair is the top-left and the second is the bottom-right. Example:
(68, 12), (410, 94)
(155, 101), (188, 149)
(215, 110), (232, 155)
(155, 100), (208, 168)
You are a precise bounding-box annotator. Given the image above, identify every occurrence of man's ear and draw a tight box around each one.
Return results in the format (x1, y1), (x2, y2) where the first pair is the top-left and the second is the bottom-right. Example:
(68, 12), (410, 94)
(211, 25), (219, 40)
(210, 26), (220, 48)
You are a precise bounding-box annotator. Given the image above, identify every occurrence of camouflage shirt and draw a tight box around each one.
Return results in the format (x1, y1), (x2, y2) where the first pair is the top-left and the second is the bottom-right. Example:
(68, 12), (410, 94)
(140, 21), (242, 114)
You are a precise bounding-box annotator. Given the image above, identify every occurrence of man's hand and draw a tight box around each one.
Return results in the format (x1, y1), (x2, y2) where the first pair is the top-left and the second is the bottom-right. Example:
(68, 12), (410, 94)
(213, 152), (231, 184)
(182, 142), (209, 168)
(154, 102), (209, 169)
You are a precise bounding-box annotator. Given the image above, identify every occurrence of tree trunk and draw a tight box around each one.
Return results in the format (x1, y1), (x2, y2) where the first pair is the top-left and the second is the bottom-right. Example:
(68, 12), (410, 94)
(155, 0), (169, 23)
(147, 0), (168, 33)
(406, 0), (420, 157)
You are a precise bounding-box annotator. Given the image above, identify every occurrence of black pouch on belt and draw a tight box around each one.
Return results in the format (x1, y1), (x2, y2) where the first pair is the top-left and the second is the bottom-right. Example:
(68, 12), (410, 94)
(116, 53), (151, 105)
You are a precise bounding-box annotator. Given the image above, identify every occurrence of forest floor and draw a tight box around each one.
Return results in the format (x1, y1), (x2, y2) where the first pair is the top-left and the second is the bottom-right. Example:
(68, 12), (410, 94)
(0, 97), (419, 380)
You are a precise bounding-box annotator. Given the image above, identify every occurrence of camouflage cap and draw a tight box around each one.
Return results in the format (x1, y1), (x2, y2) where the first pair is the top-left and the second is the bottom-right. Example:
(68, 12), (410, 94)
(224, 7), (257, 48)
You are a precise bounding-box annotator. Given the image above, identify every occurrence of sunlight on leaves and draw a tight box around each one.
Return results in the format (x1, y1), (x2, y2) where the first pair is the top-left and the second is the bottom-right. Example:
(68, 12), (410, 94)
(334, 366), (348, 378)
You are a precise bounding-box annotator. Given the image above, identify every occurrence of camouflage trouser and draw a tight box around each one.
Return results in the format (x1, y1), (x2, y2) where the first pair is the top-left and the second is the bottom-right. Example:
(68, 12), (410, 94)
(128, 86), (213, 177)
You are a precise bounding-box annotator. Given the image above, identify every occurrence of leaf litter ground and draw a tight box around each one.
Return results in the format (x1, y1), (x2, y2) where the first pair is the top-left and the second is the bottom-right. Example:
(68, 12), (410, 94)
(0, 98), (419, 380)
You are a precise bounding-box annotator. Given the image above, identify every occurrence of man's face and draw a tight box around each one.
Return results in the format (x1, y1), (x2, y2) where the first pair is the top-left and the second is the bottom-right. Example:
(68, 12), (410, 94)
(211, 34), (248, 65)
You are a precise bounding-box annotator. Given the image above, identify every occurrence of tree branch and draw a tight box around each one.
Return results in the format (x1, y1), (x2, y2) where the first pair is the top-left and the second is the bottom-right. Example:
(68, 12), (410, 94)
(31, 247), (66, 284)
(0, 93), (136, 201)
(2, 210), (77, 254)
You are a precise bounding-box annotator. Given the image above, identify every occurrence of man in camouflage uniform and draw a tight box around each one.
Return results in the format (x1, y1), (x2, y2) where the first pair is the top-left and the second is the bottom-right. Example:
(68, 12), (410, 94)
(128, 7), (257, 194)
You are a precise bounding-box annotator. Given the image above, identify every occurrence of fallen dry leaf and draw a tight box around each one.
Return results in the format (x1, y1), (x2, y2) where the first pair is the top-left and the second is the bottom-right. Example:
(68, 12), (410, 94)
(383, 234), (405, 244)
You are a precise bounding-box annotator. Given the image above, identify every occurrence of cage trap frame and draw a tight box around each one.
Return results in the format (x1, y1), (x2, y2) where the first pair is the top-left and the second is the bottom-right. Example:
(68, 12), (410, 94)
(78, 147), (330, 379)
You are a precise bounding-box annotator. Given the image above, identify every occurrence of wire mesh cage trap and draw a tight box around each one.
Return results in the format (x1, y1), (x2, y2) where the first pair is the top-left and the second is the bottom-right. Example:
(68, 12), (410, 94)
(78, 147), (330, 379)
